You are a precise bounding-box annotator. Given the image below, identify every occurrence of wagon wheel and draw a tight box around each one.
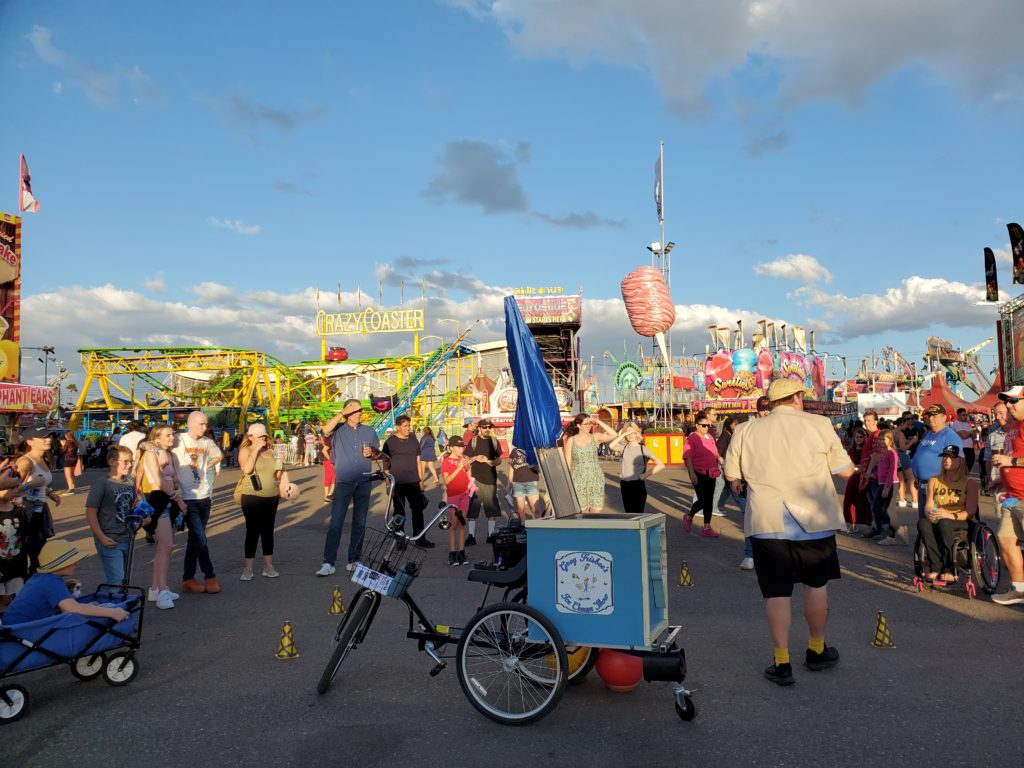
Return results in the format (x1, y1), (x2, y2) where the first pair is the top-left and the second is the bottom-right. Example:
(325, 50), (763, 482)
(71, 653), (106, 680)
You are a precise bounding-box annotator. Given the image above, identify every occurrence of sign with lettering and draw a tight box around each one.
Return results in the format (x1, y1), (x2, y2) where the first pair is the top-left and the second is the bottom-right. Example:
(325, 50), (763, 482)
(0, 213), (21, 383)
(0, 384), (55, 413)
(555, 550), (613, 615)
(512, 286), (564, 296)
(514, 295), (581, 325)
(315, 308), (425, 336)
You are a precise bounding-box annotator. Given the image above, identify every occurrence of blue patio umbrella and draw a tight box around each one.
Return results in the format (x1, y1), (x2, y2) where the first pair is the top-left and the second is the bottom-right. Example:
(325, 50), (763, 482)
(504, 295), (562, 466)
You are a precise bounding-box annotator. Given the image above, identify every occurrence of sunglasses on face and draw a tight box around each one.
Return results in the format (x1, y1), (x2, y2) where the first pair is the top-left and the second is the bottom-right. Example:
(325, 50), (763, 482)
(697, 423), (710, 428)
(1004, 398), (1021, 405)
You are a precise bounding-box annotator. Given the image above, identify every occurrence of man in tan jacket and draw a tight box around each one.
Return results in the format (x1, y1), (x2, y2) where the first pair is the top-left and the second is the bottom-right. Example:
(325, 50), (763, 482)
(725, 379), (855, 686)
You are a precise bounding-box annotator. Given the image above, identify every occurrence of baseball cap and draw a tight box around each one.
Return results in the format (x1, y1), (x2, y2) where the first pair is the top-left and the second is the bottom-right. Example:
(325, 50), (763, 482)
(923, 404), (947, 416)
(447, 435), (465, 447)
(246, 423), (268, 438)
(767, 379), (805, 402)
(20, 426), (51, 440)
(998, 385), (1024, 401)
(477, 419), (493, 428)
(756, 396), (770, 413)
(939, 445), (961, 458)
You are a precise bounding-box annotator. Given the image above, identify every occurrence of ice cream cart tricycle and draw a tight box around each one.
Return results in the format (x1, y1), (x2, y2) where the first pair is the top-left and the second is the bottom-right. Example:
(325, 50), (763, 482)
(316, 450), (694, 726)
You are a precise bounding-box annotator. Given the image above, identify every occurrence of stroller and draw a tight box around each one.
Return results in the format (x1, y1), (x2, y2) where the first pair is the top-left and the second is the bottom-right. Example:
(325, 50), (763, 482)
(0, 514), (148, 724)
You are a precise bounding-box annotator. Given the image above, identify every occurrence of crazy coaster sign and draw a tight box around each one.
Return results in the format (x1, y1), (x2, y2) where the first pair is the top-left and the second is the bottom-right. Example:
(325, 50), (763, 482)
(315, 308), (425, 336)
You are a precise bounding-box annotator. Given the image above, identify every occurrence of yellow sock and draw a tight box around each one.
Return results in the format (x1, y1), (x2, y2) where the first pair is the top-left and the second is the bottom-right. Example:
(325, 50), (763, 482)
(808, 636), (825, 654)
(774, 648), (790, 666)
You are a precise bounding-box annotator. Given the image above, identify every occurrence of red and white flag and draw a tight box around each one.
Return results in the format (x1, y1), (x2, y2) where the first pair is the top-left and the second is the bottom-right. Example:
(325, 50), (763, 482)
(19, 154), (40, 213)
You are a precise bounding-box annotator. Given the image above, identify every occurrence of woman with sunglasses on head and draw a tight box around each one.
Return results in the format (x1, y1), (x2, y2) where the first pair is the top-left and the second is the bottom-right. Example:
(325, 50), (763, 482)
(139, 425), (187, 610)
(237, 423), (283, 581)
(683, 416), (722, 538)
(562, 413), (617, 514)
(918, 445), (978, 583)
(15, 427), (61, 574)
(609, 421), (664, 515)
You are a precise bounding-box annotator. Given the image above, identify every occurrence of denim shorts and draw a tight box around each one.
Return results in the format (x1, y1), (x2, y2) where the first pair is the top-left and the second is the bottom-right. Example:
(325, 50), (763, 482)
(897, 451), (911, 470)
(511, 481), (539, 498)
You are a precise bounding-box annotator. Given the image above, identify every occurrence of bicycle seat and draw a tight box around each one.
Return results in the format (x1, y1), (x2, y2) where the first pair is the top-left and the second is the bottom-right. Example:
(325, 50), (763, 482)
(466, 558), (527, 587)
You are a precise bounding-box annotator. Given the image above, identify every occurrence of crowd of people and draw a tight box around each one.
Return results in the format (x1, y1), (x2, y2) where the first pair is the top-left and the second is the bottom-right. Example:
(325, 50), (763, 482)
(2, 385), (1023, 690)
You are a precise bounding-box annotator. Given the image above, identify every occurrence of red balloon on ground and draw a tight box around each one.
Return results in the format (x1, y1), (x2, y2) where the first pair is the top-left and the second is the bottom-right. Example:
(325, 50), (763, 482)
(595, 648), (643, 692)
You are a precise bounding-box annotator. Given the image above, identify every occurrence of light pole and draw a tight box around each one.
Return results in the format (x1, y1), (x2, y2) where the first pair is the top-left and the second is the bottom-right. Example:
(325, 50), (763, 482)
(19, 345), (55, 385)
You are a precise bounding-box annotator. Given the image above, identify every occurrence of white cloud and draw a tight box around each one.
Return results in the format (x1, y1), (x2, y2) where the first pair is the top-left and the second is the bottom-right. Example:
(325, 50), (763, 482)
(455, 2), (1024, 117)
(192, 282), (234, 303)
(792, 275), (1002, 340)
(208, 217), (262, 236)
(25, 25), (160, 105)
(143, 273), (165, 293)
(754, 254), (832, 284)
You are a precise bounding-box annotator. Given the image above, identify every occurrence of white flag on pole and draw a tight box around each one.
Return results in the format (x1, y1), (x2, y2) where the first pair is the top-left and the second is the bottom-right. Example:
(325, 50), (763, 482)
(653, 155), (663, 223)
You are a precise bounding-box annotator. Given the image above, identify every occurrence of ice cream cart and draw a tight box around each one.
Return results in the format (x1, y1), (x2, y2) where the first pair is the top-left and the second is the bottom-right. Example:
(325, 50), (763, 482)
(525, 447), (694, 720)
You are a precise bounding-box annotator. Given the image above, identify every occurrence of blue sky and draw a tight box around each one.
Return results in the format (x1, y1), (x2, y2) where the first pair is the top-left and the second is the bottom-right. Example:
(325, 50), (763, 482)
(1, 0), (1022, 392)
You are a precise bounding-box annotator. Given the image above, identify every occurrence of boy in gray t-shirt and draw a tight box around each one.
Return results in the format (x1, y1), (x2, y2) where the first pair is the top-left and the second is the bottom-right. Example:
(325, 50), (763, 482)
(85, 445), (137, 585)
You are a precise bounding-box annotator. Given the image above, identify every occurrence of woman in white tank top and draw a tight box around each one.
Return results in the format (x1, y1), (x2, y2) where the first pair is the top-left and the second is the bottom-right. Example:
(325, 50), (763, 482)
(16, 427), (62, 573)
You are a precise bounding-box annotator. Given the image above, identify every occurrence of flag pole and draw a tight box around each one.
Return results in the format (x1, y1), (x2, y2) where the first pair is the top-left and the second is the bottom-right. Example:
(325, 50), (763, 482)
(660, 140), (674, 429)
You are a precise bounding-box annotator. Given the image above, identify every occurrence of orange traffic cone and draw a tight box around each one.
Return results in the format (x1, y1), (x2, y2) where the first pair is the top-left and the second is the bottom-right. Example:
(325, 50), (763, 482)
(275, 620), (299, 659)
(329, 585), (345, 615)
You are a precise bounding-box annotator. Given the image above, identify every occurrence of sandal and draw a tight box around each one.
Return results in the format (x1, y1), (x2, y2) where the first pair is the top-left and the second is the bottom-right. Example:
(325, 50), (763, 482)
(939, 573), (958, 583)
(924, 572), (940, 580)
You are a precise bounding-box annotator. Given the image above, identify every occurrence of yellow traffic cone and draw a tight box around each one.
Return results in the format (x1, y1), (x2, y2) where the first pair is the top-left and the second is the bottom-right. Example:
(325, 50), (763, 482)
(678, 561), (693, 587)
(329, 585), (346, 615)
(275, 620), (299, 659)
(872, 611), (894, 649)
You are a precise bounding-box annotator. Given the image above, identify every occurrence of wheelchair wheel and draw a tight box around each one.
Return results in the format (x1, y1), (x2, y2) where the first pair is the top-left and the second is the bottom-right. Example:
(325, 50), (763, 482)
(456, 601), (567, 725)
(71, 653), (106, 680)
(103, 652), (138, 686)
(913, 535), (929, 577)
(0, 684), (28, 724)
(970, 523), (1002, 595)
(317, 590), (376, 696)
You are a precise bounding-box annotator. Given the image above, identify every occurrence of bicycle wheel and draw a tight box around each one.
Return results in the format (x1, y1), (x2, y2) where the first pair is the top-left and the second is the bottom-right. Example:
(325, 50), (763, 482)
(456, 601), (567, 725)
(971, 523), (1002, 594)
(317, 591), (376, 696)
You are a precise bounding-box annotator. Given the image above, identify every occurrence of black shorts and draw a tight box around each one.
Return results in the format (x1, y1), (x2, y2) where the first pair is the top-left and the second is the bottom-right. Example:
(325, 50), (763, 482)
(750, 536), (840, 599)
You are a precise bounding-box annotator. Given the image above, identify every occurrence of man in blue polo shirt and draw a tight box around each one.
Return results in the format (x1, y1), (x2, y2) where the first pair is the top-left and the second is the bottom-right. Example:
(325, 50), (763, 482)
(316, 399), (380, 576)
(911, 404), (961, 519)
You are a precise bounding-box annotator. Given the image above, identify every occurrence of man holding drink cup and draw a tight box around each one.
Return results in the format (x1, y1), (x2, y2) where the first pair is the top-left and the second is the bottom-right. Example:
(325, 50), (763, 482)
(316, 399), (380, 576)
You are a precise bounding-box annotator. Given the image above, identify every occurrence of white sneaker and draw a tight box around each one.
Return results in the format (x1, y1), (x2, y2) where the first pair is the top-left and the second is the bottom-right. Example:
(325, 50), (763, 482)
(345, 563), (356, 573)
(262, 566), (280, 578)
(148, 588), (159, 602)
(316, 563), (336, 577)
(240, 568), (253, 581)
(897, 500), (908, 508)
(156, 589), (175, 609)
(739, 557), (755, 571)
(712, 509), (727, 517)
(166, 590), (180, 601)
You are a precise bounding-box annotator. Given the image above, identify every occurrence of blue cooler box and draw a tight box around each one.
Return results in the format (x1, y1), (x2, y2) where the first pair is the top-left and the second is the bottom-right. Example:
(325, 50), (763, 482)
(526, 512), (668, 649)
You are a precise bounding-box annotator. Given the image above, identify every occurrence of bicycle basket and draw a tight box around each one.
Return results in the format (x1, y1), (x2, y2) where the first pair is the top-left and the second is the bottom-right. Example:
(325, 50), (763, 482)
(351, 528), (426, 598)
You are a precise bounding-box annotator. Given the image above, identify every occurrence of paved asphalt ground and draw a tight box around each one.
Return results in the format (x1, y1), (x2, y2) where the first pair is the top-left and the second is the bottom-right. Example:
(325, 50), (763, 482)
(5, 460), (1024, 767)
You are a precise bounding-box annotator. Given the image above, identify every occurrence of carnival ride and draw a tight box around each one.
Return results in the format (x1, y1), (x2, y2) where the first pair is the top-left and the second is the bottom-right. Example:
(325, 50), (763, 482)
(70, 328), (478, 436)
(924, 336), (994, 397)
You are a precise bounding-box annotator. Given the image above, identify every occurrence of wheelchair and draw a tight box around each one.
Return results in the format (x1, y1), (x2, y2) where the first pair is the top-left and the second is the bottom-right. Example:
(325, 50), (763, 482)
(912, 519), (1000, 598)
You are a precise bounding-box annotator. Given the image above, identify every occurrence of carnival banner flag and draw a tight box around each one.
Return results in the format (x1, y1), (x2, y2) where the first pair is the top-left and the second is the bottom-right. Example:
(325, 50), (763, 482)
(1009, 223), (1024, 286)
(504, 296), (562, 466)
(653, 155), (663, 223)
(19, 155), (39, 214)
(985, 247), (999, 301)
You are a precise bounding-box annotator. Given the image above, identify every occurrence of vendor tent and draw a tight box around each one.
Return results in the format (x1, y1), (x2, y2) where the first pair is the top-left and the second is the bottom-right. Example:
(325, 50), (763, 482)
(918, 376), (977, 415)
(968, 374), (1003, 412)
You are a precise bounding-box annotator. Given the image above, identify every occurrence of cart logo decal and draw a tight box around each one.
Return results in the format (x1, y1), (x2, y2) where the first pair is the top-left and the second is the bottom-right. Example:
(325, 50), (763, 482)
(555, 550), (613, 615)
